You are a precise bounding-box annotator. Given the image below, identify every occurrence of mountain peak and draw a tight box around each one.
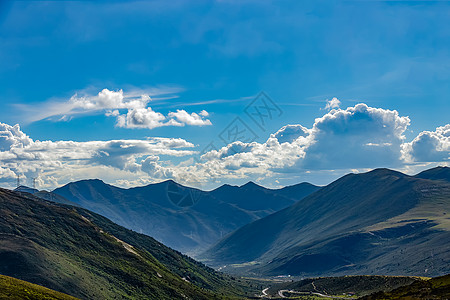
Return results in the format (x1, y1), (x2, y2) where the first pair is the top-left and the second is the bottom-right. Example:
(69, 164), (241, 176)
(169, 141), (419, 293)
(73, 178), (106, 185)
(415, 166), (450, 182)
(364, 168), (406, 177)
(240, 181), (262, 189)
(14, 185), (39, 194)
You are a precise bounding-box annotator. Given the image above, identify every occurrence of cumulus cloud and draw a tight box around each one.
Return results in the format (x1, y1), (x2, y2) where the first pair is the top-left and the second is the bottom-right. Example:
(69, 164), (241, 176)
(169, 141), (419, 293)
(0, 121), (194, 189)
(302, 103), (410, 169)
(141, 155), (175, 178)
(324, 97), (341, 110)
(196, 103), (412, 178)
(18, 87), (212, 129)
(0, 123), (33, 151)
(117, 107), (167, 129)
(168, 109), (212, 126)
(402, 124), (450, 162)
(1, 103), (448, 190)
(271, 124), (309, 144)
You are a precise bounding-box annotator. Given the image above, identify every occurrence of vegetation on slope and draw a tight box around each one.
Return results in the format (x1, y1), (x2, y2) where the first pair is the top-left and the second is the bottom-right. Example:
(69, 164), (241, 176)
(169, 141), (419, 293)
(0, 274), (78, 300)
(267, 275), (423, 298)
(361, 273), (450, 299)
(0, 187), (254, 299)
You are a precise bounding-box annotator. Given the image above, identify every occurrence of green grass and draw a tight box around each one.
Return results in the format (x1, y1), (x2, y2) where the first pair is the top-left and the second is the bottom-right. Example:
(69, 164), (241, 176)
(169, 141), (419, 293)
(0, 275), (78, 300)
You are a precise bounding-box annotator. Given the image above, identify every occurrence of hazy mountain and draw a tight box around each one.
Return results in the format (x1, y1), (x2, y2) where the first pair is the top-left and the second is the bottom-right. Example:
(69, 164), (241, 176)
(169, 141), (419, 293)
(13, 186), (78, 207)
(0, 187), (258, 299)
(13, 185), (39, 194)
(200, 167), (450, 278)
(414, 166), (450, 182)
(51, 179), (319, 256)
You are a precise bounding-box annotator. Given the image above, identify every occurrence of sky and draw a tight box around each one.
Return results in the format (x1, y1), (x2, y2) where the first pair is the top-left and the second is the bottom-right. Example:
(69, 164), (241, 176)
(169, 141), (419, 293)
(0, 0), (449, 191)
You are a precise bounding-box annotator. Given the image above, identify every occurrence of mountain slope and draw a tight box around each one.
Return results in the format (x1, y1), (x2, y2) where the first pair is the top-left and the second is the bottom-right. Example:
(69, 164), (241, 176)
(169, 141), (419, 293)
(51, 179), (319, 256)
(0, 187), (254, 299)
(361, 274), (450, 300)
(201, 168), (450, 277)
(267, 275), (423, 298)
(414, 166), (450, 182)
(0, 274), (78, 300)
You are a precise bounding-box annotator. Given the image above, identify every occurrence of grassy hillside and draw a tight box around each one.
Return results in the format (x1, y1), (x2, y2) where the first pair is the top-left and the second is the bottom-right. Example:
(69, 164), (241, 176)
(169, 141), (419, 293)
(0, 274), (78, 300)
(0, 187), (258, 299)
(201, 168), (450, 278)
(361, 274), (450, 299)
(51, 179), (319, 256)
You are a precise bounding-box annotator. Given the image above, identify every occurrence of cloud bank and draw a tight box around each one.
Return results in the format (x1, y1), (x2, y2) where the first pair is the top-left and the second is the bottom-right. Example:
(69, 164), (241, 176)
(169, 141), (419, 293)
(0, 102), (448, 190)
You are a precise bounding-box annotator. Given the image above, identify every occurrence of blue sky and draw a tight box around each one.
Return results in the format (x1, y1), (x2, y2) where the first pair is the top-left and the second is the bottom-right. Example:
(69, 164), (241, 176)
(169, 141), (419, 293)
(0, 0), (449, 190)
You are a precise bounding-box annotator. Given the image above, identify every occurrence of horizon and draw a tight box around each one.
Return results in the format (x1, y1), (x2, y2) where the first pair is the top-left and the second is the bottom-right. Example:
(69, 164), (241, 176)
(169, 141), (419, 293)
(11, 165), (449, 192)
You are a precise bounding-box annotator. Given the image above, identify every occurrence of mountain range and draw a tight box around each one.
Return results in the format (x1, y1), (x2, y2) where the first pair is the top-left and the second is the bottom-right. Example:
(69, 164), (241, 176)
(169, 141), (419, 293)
(0, 187), (263, 299)
(200, 167), (450, 278)
(45, 179), (319, 256)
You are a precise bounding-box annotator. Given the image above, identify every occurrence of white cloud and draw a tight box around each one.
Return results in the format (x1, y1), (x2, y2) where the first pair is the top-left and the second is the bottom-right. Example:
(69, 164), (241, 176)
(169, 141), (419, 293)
(118, 107), (167, 129)
(271, 124), (309, 144)
(301, 103), (410, 169)
(402, 124), (450, 162)
(0, 121), (195, 189)
(17, 87), (212, 129)
(196, 103), (411, 178)
(168, 109), (212, 126)
(324, 97), (341, 110)
(141, 155), (175, 178)
(0, 123), (33, 151)
(113, 107), (212, 129)
(1, 103), (448, 190)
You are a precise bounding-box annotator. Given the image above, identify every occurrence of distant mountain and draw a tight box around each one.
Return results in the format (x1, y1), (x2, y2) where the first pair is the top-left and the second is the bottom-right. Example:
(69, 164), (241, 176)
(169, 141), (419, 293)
(13, 185), (39, 194)
(50, 179), (320, 256)
(200, 168), (450, 278)
(415, 166), (450, 182)
(0, 187), (257, 299)
(13, 185), (78, 207)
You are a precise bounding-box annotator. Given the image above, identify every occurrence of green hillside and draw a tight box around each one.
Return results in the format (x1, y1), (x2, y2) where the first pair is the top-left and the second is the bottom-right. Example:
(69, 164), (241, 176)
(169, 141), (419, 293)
(0, 274), (78, 300)
(361, 274), (450, 299)
(0, 187), (256, 299)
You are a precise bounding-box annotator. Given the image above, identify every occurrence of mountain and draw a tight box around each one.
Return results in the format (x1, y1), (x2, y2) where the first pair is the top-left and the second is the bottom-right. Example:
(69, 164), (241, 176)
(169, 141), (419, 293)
(51, 179), (320, 256)
(415, 166), (450, 182)
(362, 273), (450, 300)
(0, 274), (78, 300)
(13, 185), (78, 207)
(0, 187), (259, 299)
(266, 275), (422, 298)
(14, 185), (39, 194)
(200, 168), (450, 278)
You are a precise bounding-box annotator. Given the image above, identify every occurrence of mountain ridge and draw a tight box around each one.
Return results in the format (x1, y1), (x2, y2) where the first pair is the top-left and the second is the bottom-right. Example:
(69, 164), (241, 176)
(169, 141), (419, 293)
(200, 167), (450, 278)
(50, 178), (320, 256)
(0, 187), (261, 299)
